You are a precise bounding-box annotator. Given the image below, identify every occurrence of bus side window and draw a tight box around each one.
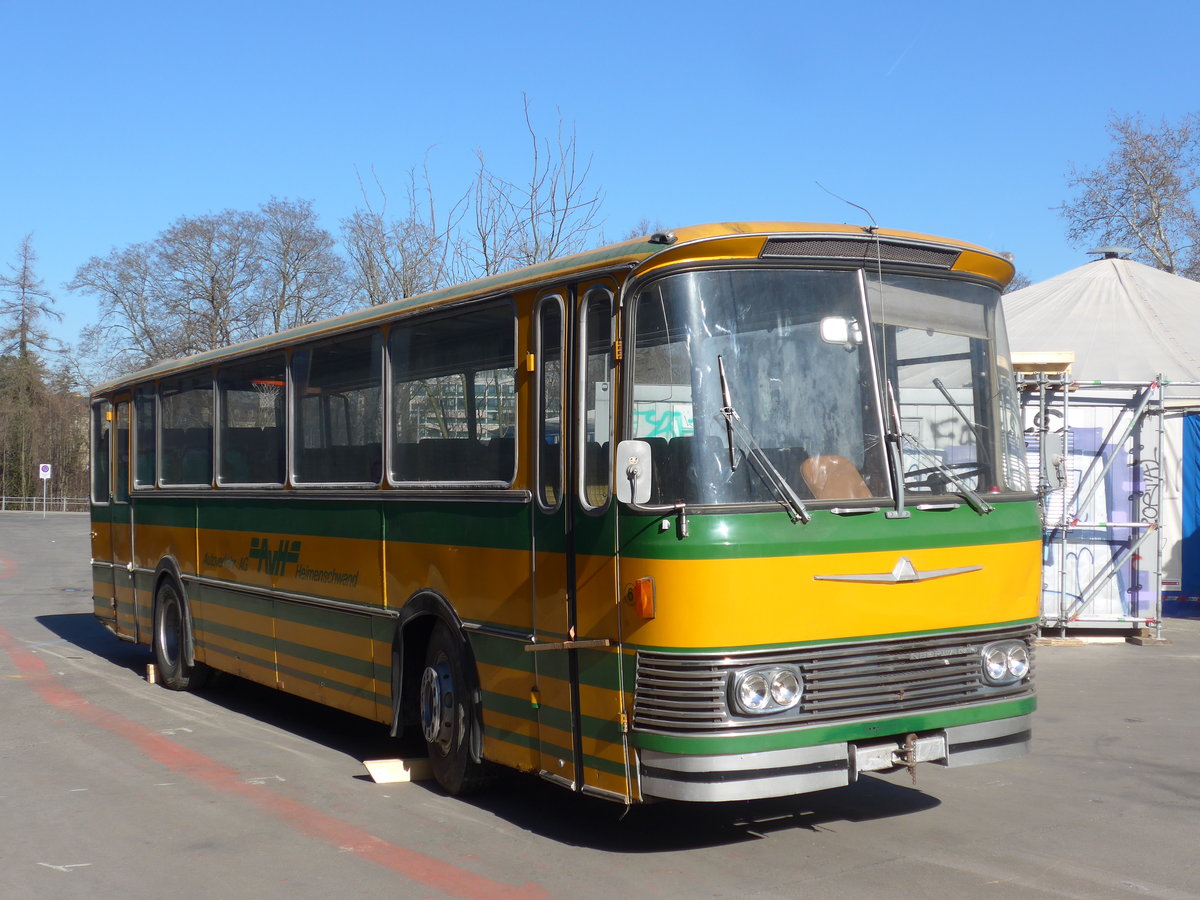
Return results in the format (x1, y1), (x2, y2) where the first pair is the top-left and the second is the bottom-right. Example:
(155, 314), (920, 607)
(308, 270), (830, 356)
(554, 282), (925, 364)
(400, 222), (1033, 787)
(389, 299), (516, 485)
(115, 402), (130, 502)
(292, 331), (382, 485)
(578, 288), (613, 510)
(134, 385), (157, 488)
(92, 401), (111, 504)
(218, 354), (286, 486)
(160, 374), (213, 487)
(537, 296), (564, 508)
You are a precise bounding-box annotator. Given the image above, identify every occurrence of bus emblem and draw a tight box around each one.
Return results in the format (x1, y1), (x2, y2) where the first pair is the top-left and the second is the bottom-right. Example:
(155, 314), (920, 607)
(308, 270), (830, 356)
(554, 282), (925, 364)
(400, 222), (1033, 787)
(249, 537), (302, 576)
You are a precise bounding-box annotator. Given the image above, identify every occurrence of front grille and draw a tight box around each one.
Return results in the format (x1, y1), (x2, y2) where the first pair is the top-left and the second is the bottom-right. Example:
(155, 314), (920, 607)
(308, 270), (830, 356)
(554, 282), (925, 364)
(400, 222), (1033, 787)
(760, 237), (960, 269)
(633, 624), (1035, 734)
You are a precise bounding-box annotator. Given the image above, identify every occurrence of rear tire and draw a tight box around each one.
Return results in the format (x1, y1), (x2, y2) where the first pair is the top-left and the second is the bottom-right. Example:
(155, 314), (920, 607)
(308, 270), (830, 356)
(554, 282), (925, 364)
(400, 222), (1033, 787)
(419, 622), (490, 795)
(153, 580), (208, 691)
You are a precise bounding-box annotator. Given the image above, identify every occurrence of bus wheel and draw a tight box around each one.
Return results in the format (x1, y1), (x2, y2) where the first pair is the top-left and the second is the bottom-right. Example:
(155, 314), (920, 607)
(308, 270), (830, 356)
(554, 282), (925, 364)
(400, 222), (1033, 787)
(419, 622), (489, 795)
(153, 580), (208, 691)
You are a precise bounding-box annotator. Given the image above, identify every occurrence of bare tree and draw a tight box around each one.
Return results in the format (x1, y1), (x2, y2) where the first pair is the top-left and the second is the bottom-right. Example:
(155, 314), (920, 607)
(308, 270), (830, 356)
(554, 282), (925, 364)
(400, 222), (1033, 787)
(72, 199), (347, 377)
(343, 97), (605, 301)
(460, 95), (604, 276)
(341, 165), (463, 305)
(256, 197), (349, 330)
(1062, 112), (1200, 278)
(0, 234), (61, 359)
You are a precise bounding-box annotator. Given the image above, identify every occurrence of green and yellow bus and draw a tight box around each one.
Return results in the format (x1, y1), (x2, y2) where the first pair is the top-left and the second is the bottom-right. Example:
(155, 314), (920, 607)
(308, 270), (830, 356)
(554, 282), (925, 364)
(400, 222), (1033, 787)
(90, 222), (1038, 803)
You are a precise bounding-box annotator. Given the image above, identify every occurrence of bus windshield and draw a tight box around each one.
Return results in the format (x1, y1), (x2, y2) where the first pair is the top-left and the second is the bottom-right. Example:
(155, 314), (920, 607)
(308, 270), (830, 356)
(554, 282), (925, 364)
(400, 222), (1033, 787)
(628, 267), (1028, 509)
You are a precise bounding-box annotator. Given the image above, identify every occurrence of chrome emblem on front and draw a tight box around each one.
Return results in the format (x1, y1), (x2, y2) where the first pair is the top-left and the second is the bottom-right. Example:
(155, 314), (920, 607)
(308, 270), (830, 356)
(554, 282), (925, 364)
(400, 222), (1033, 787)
(813, 556), (982, 584)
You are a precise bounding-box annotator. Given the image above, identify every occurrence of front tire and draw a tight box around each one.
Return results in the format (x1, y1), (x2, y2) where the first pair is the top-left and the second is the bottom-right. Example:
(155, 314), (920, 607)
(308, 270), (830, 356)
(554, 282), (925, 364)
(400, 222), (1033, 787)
(153, 580), (208, 691)
(419, 622), (489, 795)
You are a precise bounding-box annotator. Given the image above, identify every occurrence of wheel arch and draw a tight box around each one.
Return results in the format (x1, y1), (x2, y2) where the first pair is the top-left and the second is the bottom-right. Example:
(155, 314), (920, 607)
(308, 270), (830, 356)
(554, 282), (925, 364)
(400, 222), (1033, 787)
(390, 590), (484, 764)
(152, 556), (198, 667)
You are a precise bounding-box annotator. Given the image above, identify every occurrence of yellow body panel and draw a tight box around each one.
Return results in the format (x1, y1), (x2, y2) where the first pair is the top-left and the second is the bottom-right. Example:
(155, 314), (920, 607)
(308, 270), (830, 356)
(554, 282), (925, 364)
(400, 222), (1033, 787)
(619, 540), (1042, 650)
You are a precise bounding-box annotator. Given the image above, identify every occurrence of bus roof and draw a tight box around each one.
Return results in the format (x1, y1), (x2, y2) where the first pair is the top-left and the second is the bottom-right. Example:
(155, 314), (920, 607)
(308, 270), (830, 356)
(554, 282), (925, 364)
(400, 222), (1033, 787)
(93, 222), (1013, 393)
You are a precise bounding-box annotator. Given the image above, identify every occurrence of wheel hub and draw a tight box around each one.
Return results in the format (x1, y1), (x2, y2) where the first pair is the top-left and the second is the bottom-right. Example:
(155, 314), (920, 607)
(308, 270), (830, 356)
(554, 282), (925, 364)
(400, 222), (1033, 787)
(419, 661), (454, 751)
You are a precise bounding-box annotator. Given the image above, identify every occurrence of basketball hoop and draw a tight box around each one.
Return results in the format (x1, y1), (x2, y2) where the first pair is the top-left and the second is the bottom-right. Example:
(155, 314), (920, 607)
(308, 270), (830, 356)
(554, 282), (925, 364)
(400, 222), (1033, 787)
(252, 379), (284, 427)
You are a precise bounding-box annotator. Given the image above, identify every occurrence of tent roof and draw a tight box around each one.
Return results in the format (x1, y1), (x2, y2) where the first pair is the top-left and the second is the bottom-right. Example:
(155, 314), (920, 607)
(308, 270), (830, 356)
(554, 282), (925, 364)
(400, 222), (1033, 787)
(1002, 257), (1200, 383)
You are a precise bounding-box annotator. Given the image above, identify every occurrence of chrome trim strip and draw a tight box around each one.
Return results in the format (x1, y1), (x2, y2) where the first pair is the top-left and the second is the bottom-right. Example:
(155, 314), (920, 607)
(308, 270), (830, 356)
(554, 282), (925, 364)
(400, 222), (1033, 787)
(462, 622), (535, 643)
(181, 574), (398, 619)
(638, 744), (850, 802)
(124, 488), (533, 504)
(813, 556), (982, 584)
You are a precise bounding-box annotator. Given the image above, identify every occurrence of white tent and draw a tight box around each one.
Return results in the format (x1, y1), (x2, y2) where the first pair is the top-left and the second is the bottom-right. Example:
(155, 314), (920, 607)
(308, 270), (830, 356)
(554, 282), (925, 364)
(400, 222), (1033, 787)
(1002, 257), (1200, 617)
(1004, 257), (1200, 382)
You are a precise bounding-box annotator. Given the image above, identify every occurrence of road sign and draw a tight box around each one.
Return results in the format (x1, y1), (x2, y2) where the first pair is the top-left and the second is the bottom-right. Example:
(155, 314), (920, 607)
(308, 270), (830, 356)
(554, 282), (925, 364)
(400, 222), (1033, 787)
(39, 463), (52, 480)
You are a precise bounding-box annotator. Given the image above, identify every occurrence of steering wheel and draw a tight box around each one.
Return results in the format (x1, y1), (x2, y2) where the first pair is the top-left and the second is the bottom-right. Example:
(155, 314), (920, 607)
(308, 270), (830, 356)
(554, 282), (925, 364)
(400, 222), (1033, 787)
(904, 461), (983, 490)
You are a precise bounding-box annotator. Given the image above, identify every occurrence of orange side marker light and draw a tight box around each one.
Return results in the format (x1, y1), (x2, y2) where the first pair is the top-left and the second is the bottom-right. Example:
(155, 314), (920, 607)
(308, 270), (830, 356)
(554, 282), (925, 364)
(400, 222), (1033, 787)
(633, 577), (656, 619)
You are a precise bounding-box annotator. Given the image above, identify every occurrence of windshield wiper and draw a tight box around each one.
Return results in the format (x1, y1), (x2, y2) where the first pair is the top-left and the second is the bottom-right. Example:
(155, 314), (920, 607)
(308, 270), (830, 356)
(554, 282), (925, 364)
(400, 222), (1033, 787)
(716, 355), (810, 524)
(900, 433), (994, 515)
(932, 377), (991, 470)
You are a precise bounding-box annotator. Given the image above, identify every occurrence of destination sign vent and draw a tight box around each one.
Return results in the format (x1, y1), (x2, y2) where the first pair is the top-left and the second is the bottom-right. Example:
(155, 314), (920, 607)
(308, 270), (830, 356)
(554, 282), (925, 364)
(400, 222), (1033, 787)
(761, 237), (960, 268)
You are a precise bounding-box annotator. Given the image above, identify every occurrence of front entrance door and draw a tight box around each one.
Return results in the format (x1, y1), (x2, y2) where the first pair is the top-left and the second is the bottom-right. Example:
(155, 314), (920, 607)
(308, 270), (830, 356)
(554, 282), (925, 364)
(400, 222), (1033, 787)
(530, 283), (626, 797)
(110, 398), (137, 639)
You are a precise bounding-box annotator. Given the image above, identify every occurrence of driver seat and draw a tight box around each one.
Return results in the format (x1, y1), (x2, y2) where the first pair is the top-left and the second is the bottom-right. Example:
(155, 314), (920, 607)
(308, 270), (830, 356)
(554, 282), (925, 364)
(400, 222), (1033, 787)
(800, 455), (871, 500)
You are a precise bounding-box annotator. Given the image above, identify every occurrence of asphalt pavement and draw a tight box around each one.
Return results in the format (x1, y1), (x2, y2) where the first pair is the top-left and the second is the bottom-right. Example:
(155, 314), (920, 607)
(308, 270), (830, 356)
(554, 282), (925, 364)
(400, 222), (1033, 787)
(1, 512), (1197, 899)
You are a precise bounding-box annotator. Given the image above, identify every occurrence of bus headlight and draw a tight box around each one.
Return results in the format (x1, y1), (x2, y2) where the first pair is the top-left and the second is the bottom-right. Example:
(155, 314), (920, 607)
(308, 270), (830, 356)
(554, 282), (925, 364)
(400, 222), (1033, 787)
(731, 665), (803, 715)
(981, 640), (1031, 685)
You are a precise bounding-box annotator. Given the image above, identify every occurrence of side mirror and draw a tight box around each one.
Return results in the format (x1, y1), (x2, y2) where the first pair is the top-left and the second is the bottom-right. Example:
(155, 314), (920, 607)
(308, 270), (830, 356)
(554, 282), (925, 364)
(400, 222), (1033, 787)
(615, 439), (652, 504)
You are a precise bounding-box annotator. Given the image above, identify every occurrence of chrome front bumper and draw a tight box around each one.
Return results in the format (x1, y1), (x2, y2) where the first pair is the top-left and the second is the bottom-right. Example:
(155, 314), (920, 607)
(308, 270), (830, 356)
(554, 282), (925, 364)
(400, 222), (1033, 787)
(637, 714), (1032, 802)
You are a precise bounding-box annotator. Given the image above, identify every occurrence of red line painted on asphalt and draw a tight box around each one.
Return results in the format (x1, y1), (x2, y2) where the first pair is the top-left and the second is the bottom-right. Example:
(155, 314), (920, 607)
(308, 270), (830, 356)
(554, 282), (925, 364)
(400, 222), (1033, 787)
(0, 552), (16, 580)
(0, 626), (554, 900)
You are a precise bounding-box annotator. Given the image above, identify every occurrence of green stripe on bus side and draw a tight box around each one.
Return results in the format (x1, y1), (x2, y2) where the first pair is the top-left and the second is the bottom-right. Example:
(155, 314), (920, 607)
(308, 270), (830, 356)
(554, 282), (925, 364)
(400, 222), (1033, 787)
(470, 638), (624, 697)
(195, 587), (378, 678)
(468, 633), (533, 671)
(484, 680), (624, 747)
(193, 633), (276, 675)
(274, 661), (379, 703)
(126, 494), (1038, 565)
(618, 500), (1040, 561)
(130, 495), (533, 552)
(485, 689), (548, 728)
(484, 724), (541, 754)
(198, 617), (276, 655)
(631, 696), (1037, 755)
(274, 635), (376, 680)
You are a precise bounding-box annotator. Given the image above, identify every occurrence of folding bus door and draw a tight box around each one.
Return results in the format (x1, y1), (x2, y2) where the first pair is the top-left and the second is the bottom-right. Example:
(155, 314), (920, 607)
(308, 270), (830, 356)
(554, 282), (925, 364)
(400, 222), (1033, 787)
(530, 282), (628, 801)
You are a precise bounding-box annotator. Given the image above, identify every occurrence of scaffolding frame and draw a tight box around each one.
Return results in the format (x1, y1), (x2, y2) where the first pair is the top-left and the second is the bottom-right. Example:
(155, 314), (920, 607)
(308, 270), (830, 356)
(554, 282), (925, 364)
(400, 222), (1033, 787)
(1020, 371), (1179, 637)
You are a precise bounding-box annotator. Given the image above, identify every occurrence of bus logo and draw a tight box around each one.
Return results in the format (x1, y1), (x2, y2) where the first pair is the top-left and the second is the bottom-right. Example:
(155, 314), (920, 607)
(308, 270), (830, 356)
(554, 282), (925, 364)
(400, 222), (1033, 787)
(249, 537), (302, 576)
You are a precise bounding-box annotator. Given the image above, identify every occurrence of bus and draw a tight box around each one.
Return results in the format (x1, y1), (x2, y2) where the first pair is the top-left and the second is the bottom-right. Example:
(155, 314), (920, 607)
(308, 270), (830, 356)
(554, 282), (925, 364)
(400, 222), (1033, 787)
(90, 222), (1039, 803)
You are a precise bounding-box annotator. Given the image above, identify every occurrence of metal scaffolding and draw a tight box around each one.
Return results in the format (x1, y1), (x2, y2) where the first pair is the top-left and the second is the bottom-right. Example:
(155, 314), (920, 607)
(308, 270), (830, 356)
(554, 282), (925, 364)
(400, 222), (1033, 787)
(1017, 366), (1195, 638)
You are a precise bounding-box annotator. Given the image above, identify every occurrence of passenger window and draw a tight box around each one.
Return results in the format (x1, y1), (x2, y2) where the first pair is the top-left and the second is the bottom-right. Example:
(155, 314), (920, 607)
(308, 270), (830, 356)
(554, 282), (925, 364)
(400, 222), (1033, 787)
(218, 354), (286, 485)
(389, 299), (516, 484)
(91, 402), (111, 503)
(160, 374), (213, 486)
(134, 385), (156, 488)
(578, 288), (613, 510)
(115, 402), (130, 502)
(537, 297), (564, 508)
(292, 331), (382, 484)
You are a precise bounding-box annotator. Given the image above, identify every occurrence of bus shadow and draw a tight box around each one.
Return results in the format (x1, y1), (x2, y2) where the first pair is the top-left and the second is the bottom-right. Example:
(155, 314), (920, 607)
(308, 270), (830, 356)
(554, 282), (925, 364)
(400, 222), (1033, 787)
(36, 612), (149, 676)
(460, 770), (941, 852)
(37, 611), (941, 849)
(34, 612), (422, 762)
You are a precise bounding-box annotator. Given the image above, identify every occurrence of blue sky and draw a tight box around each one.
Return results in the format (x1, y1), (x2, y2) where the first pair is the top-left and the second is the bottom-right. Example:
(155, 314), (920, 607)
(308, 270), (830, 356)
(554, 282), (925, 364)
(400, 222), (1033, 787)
(4, 0), (1199, 348)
